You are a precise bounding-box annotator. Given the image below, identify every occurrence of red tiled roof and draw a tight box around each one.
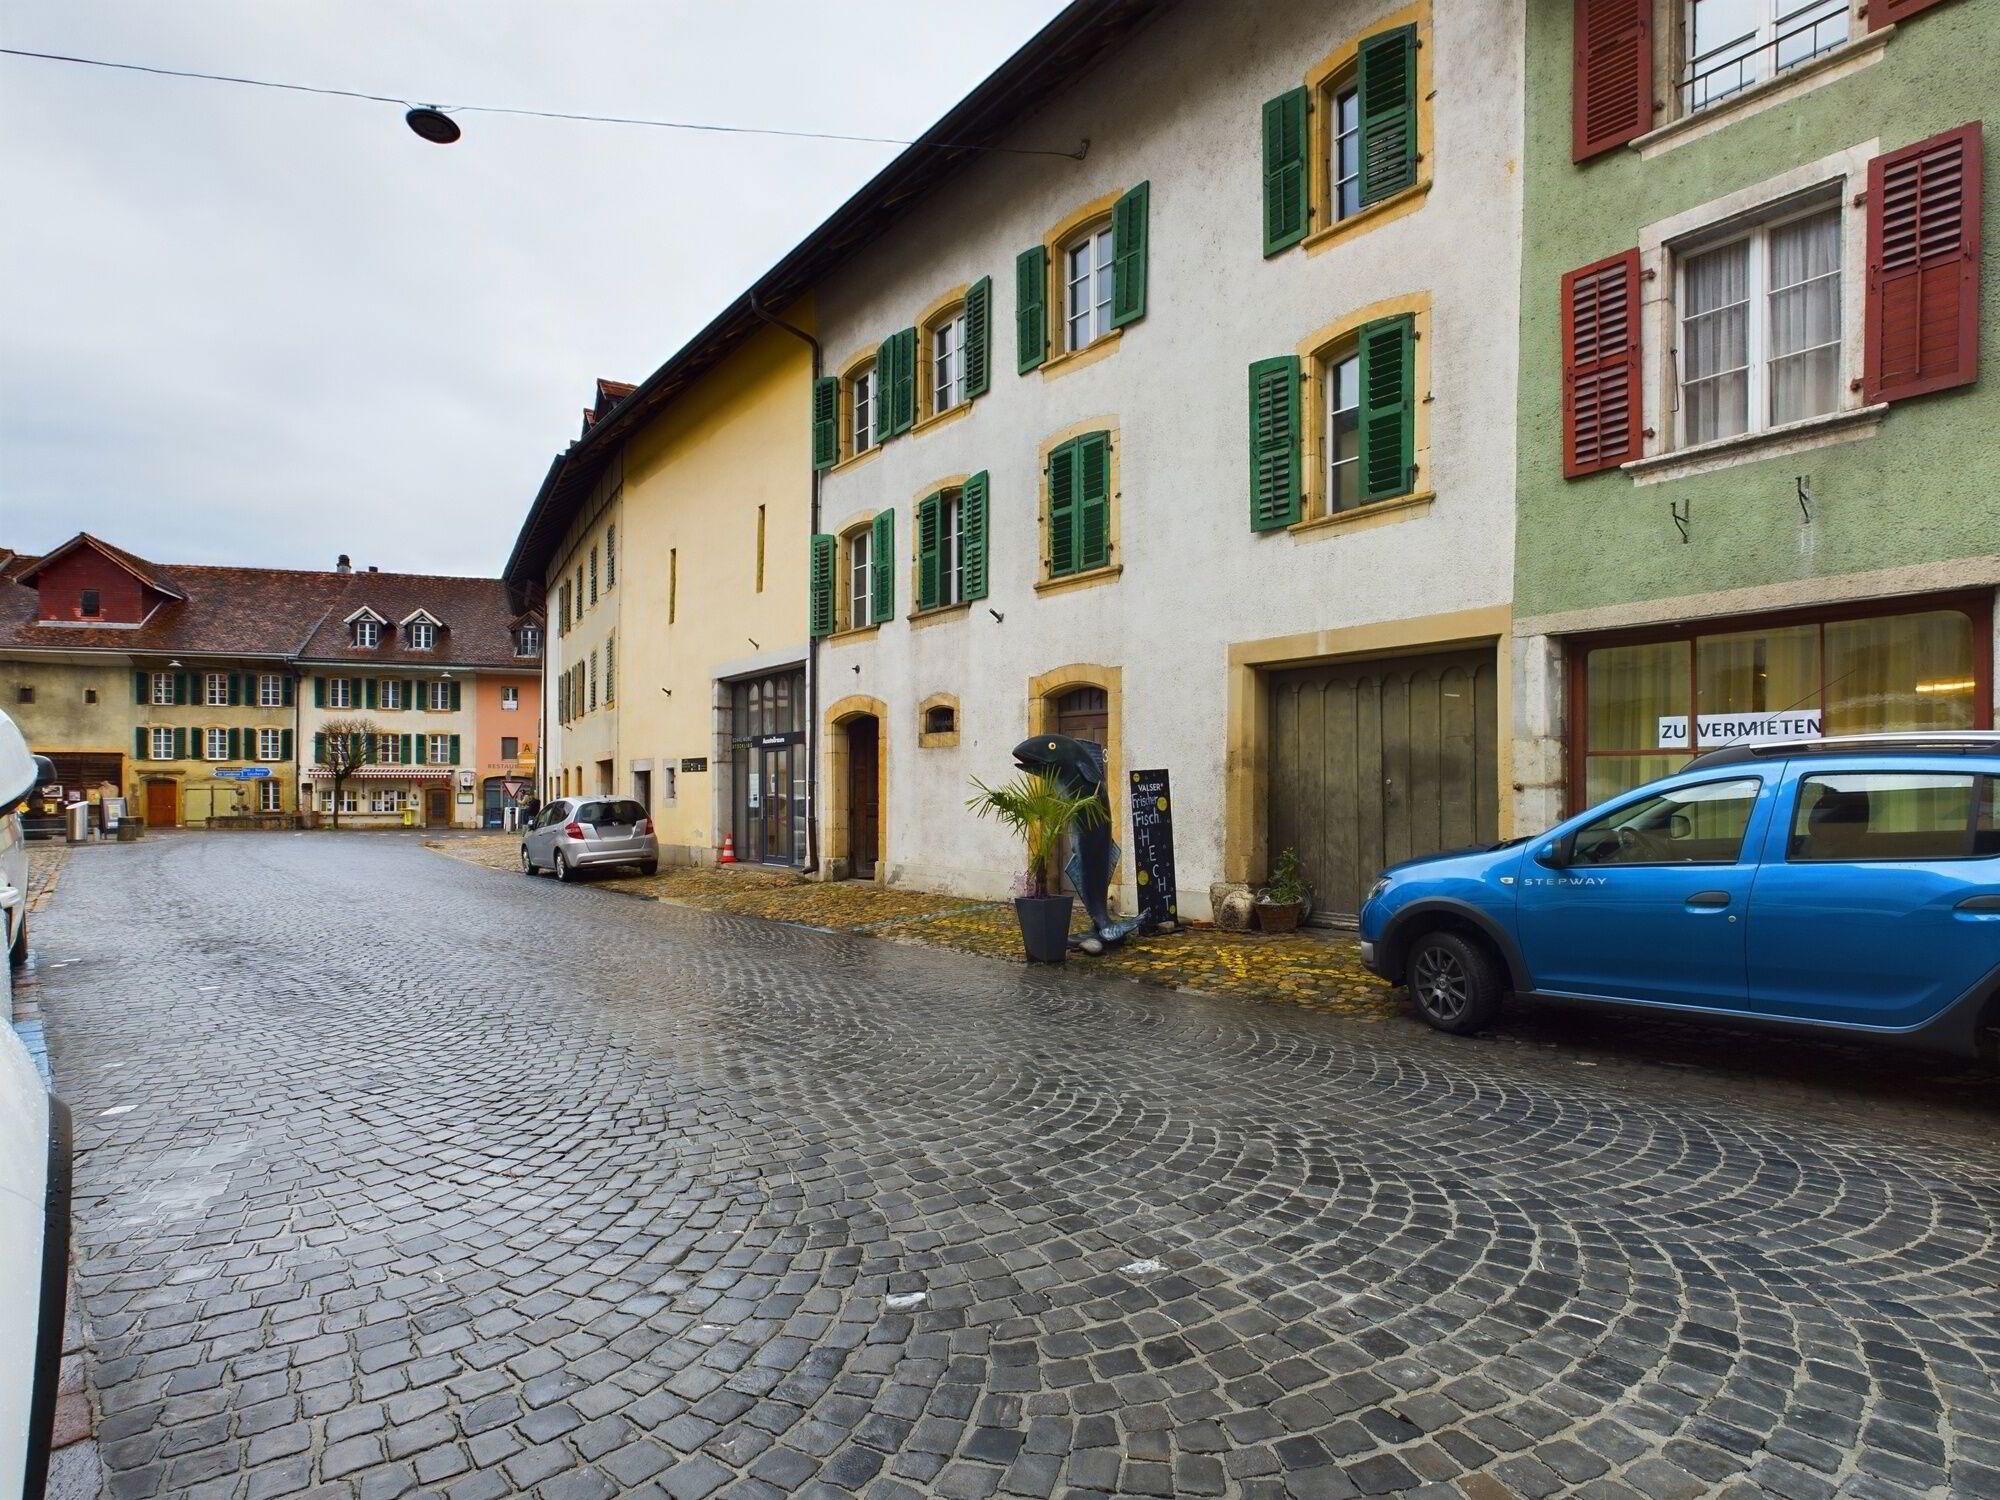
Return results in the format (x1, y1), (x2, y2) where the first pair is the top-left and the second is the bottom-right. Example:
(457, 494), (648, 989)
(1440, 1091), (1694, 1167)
(16, 532), (187, 600)
(0, 538), (541, 669)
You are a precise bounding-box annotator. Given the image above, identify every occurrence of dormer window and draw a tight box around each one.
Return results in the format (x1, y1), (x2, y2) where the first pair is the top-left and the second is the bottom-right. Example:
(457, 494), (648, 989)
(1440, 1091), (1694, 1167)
(353, 618), (380, 648)
(408, 621), (436, 650)
(515, 625), (541, 658)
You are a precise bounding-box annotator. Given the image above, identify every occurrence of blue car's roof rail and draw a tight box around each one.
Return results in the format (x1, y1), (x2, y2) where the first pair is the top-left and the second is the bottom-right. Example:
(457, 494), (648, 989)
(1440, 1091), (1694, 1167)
(1687, 731), (2000, 769)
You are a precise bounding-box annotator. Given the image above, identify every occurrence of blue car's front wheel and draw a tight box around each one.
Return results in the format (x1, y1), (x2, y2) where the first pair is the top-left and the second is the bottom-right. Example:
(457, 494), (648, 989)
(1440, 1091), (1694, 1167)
(1408, 930), (1502, 1036)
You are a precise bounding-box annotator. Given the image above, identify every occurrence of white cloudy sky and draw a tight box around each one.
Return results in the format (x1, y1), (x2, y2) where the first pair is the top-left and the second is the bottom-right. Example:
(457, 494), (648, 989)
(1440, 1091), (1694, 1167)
(0, 1), (1066, 575)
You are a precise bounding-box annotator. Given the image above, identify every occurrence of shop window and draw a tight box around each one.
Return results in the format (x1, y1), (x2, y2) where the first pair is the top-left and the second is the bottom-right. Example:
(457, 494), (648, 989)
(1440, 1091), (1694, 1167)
(1575, 606), (1978, 806)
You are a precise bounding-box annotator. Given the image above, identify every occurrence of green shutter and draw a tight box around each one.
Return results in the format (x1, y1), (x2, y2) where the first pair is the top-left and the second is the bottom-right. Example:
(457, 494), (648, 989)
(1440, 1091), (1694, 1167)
(1263, 89), (1310, 255)
(281, 729), (293, 762)
(228, 673), (242, 706)
(1076, 432), (1111, 571)
(450, 681), (462, 711)
(173, 727), (187, 761)
(314, 732), (325, 764)
(1016, 245), (1048, 373)
(449, 735), (461, 764)
(1358, 314), (1416, 501)
(917, 493), (942, 612)
(811, 376), (839, 469)
(134, 671), (147, 704)
(351, 678), (364, 707)
(314, 676), (325, 708)
(1358, 25), (1418, 205)
(1111, 183), (1149, 328)
(1047, 440), (1078, 577)
(175, 673), (190, 705)
(874, 334), (896, 445)
(961, 471), (990, 602)
(224, 728), (236, 761)
(364, 678), (378, 709)
(871, 509), (895, 625)
(892, 327), (917, 435)
(135, 726), (147, 760)
(963, 276), (992, 399)
(282, 676), (294, 707)
(808, 533), (836, 639)
(1248, 356), (1304, 531)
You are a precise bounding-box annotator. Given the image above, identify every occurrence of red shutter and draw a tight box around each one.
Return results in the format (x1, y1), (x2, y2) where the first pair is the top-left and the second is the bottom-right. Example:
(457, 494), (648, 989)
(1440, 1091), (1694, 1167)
(1865, 123), (1982, 403)
(1873, 0), (1955, 26)
(1573, 0), (1654, 162)
(1562, 250), (1643, 478)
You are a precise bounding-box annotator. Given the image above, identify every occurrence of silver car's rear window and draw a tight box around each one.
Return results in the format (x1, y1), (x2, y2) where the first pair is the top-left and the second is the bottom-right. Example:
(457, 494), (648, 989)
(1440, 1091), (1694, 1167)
(579, 800), (646, 825)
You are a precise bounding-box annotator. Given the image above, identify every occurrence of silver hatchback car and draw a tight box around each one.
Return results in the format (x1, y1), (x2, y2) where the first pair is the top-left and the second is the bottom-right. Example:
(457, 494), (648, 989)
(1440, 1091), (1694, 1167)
(521, 797), (658, 881)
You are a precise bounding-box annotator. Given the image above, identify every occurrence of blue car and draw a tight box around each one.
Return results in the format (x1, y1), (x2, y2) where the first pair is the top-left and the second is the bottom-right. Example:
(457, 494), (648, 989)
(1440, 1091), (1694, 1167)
(1359, 733), (2000, 1059)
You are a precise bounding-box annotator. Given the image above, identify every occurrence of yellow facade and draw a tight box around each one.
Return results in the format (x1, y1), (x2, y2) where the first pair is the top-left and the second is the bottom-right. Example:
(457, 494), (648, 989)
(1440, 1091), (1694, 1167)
(543, 306), (813, 866)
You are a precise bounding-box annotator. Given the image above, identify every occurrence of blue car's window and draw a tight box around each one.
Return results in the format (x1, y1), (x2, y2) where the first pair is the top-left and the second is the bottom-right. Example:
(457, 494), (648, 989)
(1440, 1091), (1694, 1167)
(1569, 777), (1762, 867)
(1789, 772), (2000, 862)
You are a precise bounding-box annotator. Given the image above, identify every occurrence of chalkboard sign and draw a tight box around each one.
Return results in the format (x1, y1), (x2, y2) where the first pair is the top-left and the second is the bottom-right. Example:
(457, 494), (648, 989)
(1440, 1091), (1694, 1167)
(1129, 768), (1178, 928)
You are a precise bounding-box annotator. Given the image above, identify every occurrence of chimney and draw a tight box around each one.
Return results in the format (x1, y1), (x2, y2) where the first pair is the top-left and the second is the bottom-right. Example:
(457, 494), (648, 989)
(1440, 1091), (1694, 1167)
(367, 565), (379, 573)
(336, 554), (352, 574)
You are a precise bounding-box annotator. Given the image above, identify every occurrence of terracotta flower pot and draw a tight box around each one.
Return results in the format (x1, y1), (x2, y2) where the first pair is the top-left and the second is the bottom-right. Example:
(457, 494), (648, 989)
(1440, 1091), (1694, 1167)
(1256, 900), (1304, 934)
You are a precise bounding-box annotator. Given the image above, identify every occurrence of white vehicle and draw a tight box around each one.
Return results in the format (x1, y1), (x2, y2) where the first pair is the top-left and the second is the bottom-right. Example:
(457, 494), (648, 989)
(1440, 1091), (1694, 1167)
(0, 708), (68, 1500)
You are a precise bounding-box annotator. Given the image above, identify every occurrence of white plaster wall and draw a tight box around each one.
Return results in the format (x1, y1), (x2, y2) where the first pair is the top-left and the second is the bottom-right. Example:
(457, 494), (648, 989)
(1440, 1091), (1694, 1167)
(815, 0), (1525, 915)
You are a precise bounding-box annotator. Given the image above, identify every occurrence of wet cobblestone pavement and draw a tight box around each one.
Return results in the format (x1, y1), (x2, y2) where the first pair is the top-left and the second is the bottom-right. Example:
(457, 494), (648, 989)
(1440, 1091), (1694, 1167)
(28, 833), (2000, 1499)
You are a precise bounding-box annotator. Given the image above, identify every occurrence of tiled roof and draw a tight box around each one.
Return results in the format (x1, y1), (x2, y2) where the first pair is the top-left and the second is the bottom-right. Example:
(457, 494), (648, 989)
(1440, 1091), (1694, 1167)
(0, 537), (540, 669)
(16, 531), (187, 600)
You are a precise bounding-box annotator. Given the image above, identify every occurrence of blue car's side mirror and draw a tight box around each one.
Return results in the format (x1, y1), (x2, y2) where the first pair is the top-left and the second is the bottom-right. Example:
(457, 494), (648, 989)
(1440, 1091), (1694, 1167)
(1533, 840), (1567, 869)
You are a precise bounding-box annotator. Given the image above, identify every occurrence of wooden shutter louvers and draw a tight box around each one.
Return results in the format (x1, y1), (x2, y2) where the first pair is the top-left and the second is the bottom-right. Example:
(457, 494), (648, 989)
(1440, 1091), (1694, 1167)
(1561, 249), (1643, 477)
(1865, 123), (1982, 404)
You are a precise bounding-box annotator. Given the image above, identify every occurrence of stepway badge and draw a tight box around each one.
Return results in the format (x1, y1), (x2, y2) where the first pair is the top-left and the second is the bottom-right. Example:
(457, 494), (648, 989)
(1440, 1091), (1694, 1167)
(1658, 711), (1821, 748)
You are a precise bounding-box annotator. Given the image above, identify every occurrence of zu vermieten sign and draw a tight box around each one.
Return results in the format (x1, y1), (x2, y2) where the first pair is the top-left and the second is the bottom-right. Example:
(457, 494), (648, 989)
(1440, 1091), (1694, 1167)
(1658, 711), (1821, 748)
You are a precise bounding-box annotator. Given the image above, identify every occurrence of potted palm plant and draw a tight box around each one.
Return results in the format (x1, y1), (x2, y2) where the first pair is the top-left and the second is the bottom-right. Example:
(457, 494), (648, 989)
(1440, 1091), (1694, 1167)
(967, 770), (1107, 962)
(1257, 847), (1309, 933)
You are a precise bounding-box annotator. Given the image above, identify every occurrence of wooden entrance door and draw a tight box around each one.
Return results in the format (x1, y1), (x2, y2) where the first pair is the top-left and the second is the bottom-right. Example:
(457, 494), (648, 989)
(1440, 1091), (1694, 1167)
(145, 779), (178, 828)
(1051, 687), (1109, 892)
(427, 787), (449, 826)
(846, 717), (880, 878)
(1267, 648), (1499, 921)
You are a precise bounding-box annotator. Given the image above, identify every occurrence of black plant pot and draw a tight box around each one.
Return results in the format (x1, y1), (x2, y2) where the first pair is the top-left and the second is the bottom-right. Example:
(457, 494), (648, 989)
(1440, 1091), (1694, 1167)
(1014, 895), (1074, 963)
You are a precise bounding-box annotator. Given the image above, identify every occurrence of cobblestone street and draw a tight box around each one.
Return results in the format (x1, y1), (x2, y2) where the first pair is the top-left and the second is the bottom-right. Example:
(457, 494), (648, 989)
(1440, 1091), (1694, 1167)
(24, 833), (2000, 1500)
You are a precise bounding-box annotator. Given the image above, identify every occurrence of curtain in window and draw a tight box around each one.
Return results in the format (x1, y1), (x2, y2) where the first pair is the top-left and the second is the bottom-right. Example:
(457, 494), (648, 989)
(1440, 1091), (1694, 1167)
(1682, 241), (1749, 442)
(1824, 611), (1975, 735)
(1767, 211), (1842, 426)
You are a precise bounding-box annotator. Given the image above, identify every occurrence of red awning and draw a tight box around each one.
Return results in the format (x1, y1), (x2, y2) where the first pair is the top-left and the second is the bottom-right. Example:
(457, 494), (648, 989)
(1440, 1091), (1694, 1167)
(304, 766), (451, 781)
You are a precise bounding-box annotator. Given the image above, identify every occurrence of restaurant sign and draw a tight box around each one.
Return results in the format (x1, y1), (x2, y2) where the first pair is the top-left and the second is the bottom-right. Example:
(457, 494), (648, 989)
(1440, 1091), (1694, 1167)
(1657, 711), (1822, 748)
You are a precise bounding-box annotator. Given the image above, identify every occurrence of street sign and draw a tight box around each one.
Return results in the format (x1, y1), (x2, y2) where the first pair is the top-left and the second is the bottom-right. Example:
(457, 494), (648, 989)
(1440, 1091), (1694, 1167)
(214, 767), (272, 780)
(501, 778), (527, 799)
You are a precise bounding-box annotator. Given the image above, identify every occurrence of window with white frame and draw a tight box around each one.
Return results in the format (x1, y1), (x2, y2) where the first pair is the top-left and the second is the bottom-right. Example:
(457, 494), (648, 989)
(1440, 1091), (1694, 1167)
(150, 727), (174, 760)
(258, 674), (283, 707)
(847, 526), (872, 629)
(259, 779), (281, 813)
(1322, 346), (1365, 512)
(205, 673), (228, 706)
(378, 734), (402, 764)
(427, 680), (451, 711)
(408, 620), (436, 650)
(850, 362), (877, 456)
(1330, 83), (1361, 222)
(932, 310), (966, 414)
(327, 677), (353, 709)
(428, 734), (451, 765)
(515, 626), (539, 657)
(151, 672), (174, 705)
(1683, 0), (1849, 114)
(353, 618), (380, 648)
(339, 788), (360, 814)
(502, 686), (519, 710)
(205, 728), (228, 760)
(1064, 223), (1115, 351)
(381, 679), (403, 710)
(372, 787), (404, 813)
(257, 728), (281, 761)
(939, 490), (965, 608)
(1678, 202), (1842, 446)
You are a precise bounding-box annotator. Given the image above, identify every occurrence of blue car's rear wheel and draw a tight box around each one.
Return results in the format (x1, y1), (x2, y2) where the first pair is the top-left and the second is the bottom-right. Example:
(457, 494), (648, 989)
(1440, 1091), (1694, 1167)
(1408, 930), (1502, 1035)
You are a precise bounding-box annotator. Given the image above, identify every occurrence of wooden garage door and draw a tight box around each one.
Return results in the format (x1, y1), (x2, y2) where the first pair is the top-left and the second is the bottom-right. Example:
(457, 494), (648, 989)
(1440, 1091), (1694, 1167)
(1268, 649), (1499, 920)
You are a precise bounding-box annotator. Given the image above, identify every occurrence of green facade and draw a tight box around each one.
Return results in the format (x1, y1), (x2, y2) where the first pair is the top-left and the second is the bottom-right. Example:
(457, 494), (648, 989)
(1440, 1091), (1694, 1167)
(1515, 0), (1998, 620)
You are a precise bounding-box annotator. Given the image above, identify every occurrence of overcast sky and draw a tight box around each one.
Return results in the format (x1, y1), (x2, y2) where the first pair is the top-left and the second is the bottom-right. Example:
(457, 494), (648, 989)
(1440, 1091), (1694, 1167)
(0, 1), (1067, 576)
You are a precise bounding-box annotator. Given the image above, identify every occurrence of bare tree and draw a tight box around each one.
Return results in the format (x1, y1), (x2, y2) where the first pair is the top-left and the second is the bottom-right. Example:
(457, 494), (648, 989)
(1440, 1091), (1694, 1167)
(318, 717), (384, 829)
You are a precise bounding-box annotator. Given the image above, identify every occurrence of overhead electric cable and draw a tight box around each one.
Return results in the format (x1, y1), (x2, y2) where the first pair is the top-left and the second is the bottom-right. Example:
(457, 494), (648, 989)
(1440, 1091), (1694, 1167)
(0, 46), (1089, 158)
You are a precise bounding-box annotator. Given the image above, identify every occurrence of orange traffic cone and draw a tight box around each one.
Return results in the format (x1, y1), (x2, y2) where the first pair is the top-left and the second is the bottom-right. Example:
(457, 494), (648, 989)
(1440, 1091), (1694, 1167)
(719, 833), (736, 864)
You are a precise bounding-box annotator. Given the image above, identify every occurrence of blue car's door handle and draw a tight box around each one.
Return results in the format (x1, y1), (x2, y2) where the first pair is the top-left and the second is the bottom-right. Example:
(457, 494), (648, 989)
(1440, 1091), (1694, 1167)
(1685, 891), (1732, 909)
(1954, 894), (2000, 913)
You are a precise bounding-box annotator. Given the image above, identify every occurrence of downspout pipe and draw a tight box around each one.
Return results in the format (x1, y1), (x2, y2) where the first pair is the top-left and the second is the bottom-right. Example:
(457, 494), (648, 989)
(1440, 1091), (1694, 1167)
(748, 292), (824, 875)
